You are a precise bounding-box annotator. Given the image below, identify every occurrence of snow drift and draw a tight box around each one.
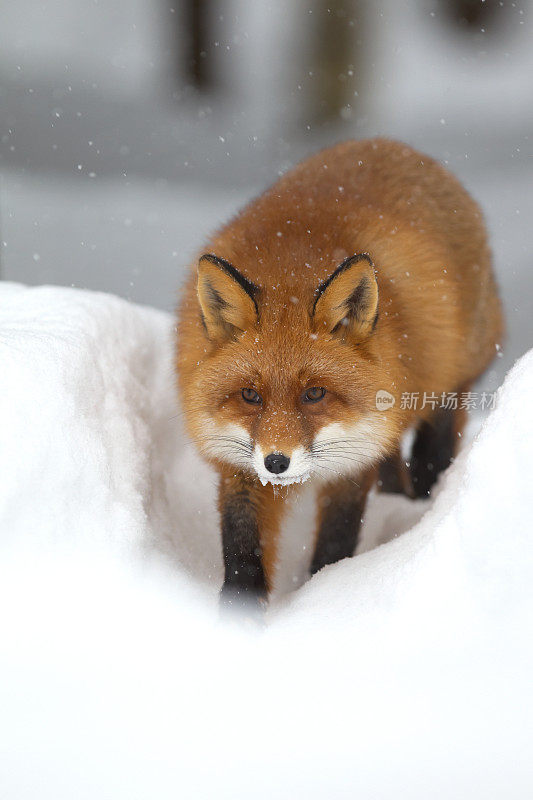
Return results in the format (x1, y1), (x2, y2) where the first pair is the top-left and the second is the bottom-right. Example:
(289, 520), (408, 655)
(0, 283), (531, 799)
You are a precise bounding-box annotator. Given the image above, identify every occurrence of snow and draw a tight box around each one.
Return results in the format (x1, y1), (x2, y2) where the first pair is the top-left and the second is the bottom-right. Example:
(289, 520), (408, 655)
(257, 471), (311, 487)
(0, 281), (531, 798)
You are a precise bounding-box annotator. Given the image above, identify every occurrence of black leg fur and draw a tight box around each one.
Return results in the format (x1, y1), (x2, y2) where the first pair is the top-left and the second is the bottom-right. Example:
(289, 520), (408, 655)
(378, 451), (414, 496)
(310, 479), (370, 575)
(220, 482), (267, 612)
(378, 454), (405, 494)
(410, 408), (456, 498)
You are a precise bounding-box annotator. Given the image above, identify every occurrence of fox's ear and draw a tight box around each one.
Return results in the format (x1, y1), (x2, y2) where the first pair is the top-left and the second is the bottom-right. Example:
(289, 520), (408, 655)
(197, 254), (259, 343)
(312, 253), (378, 342)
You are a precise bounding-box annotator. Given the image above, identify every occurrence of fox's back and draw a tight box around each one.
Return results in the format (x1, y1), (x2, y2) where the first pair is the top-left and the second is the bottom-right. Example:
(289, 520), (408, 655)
(175, 139), (505, 606)
(182, 138), (502, 394)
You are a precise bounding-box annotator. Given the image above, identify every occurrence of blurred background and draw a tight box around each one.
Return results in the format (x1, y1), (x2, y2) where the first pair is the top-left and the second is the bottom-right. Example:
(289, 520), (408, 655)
(0, 0), (531, 380)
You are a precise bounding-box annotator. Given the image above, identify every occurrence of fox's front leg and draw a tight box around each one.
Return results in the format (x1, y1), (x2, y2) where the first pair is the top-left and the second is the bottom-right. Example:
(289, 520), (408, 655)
(218, 469), (283, 610)
(310, 470), (375, 575)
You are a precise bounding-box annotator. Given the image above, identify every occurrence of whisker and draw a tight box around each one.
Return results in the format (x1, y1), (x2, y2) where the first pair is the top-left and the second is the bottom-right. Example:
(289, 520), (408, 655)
(311, 447), (375, 462)
(196, 434), (254, 453)
(314, 454), (369, 470)
(315, 455), (365, 467)
(310, 461), (361, 489)
(311, 446), (373, 458)
(314, 437), (378, 444)
(202, 446), (252, 459)
(311, 439), (379, 452)
(198, 434), (253, 444)
(311, 440), (372, 449)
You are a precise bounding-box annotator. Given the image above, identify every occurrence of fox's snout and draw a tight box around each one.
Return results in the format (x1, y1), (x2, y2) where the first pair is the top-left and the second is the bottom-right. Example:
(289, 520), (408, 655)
(252, 444), (312, 486)
(264, 452), (290, 474)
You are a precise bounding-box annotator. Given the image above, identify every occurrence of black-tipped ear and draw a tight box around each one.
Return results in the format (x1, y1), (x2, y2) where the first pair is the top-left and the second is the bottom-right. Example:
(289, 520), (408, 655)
(197, 254), (259, 343)
(312, 253), (378, 341)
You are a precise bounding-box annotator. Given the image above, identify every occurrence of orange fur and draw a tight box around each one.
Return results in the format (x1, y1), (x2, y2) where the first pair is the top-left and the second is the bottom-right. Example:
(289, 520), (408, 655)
(176, 138), (503, 595)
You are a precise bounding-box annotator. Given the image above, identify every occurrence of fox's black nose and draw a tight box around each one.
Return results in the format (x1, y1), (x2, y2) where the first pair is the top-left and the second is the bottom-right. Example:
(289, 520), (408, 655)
(264, 453), (290, 474)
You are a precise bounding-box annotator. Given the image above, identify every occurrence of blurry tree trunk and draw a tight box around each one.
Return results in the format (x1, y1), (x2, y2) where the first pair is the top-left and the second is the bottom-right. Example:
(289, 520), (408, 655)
(442, 0), (521, 39)
(305, 0), (366, 125)
(445, 0), (500, 29)
(182, 0), (212, 91)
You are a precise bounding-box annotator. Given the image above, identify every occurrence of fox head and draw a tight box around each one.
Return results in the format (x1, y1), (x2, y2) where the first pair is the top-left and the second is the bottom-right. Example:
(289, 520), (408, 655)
(185, 251), (396, 486)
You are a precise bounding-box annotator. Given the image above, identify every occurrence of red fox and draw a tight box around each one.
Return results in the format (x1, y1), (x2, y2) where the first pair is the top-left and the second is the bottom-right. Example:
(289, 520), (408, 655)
(176, 138), (503, 609)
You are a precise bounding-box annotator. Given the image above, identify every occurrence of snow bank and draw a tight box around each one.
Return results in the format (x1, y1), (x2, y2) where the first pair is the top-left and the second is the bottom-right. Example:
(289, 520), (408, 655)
(0, 283), (531, 799)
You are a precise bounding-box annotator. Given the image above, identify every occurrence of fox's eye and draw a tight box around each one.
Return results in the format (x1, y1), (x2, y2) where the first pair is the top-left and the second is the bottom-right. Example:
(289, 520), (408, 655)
(242, 388), (262, 404)
(303, 387), (326, 403)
